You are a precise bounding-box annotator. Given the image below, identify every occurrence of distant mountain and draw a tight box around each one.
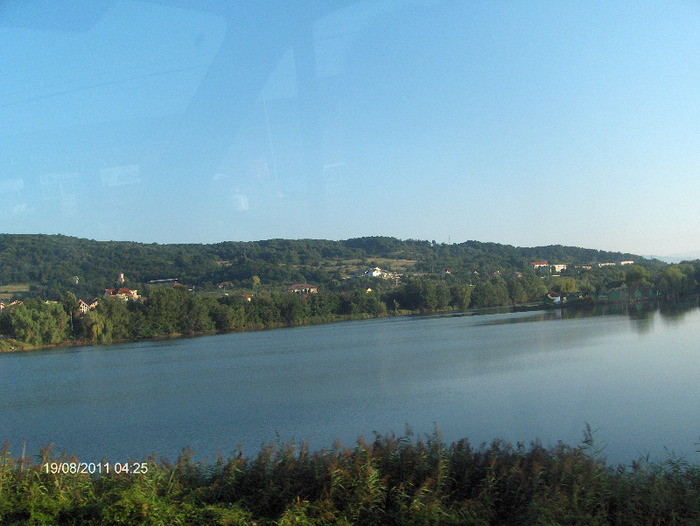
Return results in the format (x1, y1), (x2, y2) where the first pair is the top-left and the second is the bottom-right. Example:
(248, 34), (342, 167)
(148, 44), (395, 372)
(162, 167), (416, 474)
(655, 251), (700, 264)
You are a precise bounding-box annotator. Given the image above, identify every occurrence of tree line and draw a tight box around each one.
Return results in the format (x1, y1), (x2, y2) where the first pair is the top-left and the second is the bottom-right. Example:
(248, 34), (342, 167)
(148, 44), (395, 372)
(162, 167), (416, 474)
(1, 260), (697, 348)
(0, 234), (656, 299)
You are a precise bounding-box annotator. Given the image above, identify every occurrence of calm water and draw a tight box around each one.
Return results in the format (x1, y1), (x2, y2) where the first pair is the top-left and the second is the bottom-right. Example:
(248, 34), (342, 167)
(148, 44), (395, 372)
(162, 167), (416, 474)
(1, 303), (699, 466)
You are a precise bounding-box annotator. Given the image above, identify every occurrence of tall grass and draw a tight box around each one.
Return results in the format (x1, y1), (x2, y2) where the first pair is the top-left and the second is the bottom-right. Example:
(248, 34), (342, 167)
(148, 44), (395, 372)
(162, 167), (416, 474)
(1, 430), (698, 525)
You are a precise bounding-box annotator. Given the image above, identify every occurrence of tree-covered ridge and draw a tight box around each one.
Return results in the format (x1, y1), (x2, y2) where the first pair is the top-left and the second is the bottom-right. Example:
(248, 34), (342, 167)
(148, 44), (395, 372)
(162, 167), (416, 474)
(1, 234), (697, 350)
(0, 234), (655, 298)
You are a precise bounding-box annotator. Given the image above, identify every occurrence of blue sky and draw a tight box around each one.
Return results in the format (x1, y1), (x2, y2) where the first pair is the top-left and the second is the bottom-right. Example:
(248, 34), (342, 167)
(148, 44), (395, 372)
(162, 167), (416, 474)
(1, 0), (699, 259)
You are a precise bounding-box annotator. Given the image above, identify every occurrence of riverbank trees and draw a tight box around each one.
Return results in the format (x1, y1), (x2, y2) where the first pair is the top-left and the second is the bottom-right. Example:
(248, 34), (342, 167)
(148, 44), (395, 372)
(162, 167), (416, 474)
(0, 234), (655, 298)
(0, 299), (69, 347)
(2, 263), (697, 349)
(1, 234), (698, 348)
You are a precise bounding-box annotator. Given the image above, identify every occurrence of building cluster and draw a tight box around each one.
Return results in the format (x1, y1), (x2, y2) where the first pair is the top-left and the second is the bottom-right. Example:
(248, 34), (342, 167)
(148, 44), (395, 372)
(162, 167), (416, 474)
(0, 297), (101, 316)
(529, 260), (634, 273)
(104, 287), (140, 301)
(0, 300), (23, 314)
(287, 284), (319, 296)
(353, 267), (400, 280)
(529, 261), (568, 273)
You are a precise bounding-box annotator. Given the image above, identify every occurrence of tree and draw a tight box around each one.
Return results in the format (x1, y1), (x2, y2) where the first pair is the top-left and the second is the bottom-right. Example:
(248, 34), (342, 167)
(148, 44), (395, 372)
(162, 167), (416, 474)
(346, 289), (386, 316)
(551, 277), (577, 294)
(246, 296), (280, 326)
(625, 265), (652, 287)
(8, 304), (42, 346)
(449, 284), (472, 310)
(279, 293), (308, 324)
(205, 297), (244, 331)
(434, 281), (450, 310)
(506, 279), (527, 304)
(60, 291), (79, 318)
(471, 279), (509, 307)
(657, 266), (690, 300)
(7, 301), (69, 346)
(145, 287), (186, 335)
(83, 309), (108, 343)
(521, 273), (547, 301)
(308, 292), (340, 318)
(97, 297), (133, 340)
(180, 294), (215, 334)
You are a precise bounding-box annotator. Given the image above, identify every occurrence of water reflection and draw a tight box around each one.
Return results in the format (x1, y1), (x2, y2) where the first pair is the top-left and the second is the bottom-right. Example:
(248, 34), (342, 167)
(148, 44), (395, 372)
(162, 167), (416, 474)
(659, 298), (700, 324)
(2, 301), (699, 466)
(460, 300), (700, 336)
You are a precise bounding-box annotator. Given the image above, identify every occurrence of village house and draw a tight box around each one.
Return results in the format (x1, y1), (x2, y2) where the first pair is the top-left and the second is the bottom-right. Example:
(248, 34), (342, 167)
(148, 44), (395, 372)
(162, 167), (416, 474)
(104, 287), (140, 301)
(362, 267), (384, 278)
(543, 292), (564, 305)
(357, 267), (399, 280)
(287, 284), (318, 295)
(78, 298), (99, 314)
(529, 261), (550, 270)
(149, 278), (179, 286)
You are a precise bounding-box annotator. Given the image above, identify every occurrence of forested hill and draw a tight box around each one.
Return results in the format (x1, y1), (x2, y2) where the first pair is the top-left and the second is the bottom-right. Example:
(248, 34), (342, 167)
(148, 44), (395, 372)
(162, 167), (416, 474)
(0, 234), (652, 299)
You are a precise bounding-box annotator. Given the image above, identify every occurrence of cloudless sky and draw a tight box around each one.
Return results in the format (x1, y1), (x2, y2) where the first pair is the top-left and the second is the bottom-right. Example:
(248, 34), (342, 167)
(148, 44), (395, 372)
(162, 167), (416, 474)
(1, 0), (699, 259)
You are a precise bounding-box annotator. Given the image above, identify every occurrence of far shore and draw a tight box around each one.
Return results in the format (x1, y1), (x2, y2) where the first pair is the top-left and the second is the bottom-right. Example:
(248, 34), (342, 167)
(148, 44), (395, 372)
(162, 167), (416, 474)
(0, 295), (672, 355)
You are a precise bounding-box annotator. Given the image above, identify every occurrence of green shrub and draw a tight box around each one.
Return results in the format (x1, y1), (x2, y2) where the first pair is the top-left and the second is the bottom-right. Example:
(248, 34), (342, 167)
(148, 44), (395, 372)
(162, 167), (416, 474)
(1, 432), (698, 525)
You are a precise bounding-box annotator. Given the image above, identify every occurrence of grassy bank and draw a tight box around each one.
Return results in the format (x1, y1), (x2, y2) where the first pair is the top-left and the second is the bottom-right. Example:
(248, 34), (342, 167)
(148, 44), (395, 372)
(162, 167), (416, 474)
(2, 429), (699, 525)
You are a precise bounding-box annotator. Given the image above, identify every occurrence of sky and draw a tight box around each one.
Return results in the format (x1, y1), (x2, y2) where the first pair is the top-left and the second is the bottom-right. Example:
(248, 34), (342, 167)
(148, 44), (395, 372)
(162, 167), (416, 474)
(1, 0), (699, 259)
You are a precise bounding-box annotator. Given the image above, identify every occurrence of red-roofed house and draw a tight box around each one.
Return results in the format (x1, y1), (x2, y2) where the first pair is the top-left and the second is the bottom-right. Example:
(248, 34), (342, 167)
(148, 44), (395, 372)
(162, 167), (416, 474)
(104, 287), (140, 301)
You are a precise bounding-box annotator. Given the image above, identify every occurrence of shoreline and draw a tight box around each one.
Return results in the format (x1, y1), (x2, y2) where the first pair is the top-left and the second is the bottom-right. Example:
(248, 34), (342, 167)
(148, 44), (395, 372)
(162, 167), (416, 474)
(1, 295), (681, 354)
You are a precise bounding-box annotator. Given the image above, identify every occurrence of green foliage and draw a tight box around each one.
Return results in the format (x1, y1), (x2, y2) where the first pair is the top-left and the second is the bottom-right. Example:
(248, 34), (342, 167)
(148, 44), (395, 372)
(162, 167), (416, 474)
(470, 278), (510, 308)
(1, 432), (699, 525)
(1, 235), (696, 350)
(506, 278), (527, 304)
(279, 293), (310, 325)
(3, 300), (69, 346)
(449, 284), (472, 310)
(0, 234), (655, 299)
(625, 265), (652, 287)
(658, 265), (693, 300)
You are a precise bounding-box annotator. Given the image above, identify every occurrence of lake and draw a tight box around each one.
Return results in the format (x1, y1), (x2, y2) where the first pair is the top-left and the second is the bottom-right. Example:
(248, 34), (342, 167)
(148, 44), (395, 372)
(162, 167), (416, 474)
(1, 302), (699, 467)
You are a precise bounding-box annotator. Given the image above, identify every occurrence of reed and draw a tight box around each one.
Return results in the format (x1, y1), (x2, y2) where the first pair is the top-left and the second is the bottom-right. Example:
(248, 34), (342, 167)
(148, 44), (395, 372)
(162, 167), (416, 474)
(0, 431), (698, 525)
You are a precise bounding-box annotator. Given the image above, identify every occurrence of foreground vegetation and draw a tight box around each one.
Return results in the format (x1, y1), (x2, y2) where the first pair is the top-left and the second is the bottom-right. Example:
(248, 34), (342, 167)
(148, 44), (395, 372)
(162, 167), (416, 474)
(1, 429), (699, 525)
